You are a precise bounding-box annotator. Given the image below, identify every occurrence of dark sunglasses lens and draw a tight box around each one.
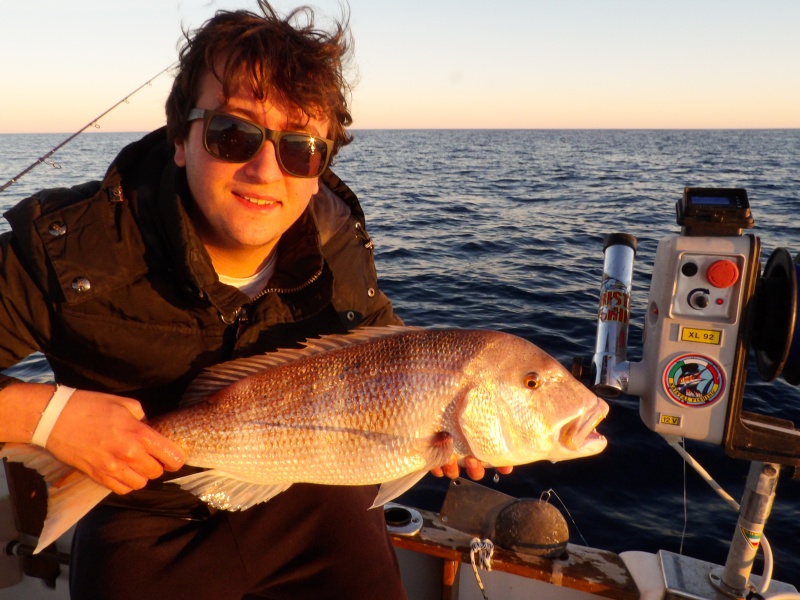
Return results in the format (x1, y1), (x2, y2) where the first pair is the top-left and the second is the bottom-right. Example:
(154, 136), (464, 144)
(279, 135), (328, 177)
(205, 115), (263, 162)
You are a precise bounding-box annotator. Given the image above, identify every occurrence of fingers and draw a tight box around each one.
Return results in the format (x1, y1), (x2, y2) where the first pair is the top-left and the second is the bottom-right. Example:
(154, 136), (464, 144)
(430, 456), (460, 478)
(70, 435), (168, 495)
(141, 431), (186, 473)
(120, 397), (147, 421)
(430, 455), (513, 480)
(90, 427), (185, 493)
(464, 456), (486, 480)
(120, 396), (186, 472)
(464, 460), (513, 480)
(97, 463), (151, 496)
(47, 390), (186, 494)
(436, 457), (460, 479)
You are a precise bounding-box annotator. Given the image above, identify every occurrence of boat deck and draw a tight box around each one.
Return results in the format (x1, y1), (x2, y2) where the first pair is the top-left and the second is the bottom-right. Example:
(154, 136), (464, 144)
(390, 506), (639, 600)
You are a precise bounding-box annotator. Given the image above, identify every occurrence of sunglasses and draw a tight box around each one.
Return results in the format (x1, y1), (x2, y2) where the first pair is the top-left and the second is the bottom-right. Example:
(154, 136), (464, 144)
(187, 108), (333, 178)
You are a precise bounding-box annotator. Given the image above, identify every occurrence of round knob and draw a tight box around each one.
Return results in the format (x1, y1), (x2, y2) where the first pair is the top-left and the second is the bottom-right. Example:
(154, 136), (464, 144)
(706, 260), (739, 289)
(693, 293), (709, 309)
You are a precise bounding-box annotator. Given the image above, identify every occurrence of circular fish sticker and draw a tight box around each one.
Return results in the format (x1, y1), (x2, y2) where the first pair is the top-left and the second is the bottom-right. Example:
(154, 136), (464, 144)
(663, 354), (725, 407)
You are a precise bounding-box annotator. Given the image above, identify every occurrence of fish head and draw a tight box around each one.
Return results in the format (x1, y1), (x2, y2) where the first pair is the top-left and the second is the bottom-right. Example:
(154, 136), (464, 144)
(458, 332), (608, 467)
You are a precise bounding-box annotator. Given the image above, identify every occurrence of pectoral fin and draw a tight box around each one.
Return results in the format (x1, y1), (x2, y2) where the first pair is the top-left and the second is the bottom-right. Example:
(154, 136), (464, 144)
(167, 470), (291, 510)
(370, 431), (455, 508)
(371, 470), (429, 508)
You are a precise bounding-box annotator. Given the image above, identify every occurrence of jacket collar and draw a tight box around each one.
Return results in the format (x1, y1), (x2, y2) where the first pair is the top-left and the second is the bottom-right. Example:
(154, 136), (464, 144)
(111, 127), (329, 317)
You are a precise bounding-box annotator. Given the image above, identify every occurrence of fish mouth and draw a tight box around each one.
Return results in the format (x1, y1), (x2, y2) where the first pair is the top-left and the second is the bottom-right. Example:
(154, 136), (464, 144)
(558, 397), (609, 453)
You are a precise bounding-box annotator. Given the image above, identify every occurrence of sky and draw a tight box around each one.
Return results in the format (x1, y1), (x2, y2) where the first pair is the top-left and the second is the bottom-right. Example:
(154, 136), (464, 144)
(1, 0), (798, 133)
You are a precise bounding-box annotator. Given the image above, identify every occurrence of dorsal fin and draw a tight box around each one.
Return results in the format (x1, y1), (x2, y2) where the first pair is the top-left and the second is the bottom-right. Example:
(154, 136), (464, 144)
(180, 325), (418, 407)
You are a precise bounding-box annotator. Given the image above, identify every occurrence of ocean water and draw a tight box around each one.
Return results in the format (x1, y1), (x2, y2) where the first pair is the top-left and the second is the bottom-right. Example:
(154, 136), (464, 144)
(2, 128), (800, 585)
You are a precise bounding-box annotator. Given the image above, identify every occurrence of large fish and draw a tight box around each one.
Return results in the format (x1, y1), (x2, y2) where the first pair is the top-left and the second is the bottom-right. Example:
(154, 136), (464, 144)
(1, 327), (608, 553)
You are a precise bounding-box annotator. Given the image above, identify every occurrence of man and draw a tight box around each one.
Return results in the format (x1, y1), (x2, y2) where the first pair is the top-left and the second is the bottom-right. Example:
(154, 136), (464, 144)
(0, 3), (408, 598)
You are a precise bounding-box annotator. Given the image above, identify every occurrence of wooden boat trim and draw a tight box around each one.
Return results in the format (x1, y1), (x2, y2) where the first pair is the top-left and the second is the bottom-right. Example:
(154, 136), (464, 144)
(390, 507), (639, 600)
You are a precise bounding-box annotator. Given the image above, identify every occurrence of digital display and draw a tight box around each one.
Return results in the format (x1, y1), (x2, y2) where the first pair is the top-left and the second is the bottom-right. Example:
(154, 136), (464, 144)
(690, 196), (733, 206)
(678, 187), (753, 234)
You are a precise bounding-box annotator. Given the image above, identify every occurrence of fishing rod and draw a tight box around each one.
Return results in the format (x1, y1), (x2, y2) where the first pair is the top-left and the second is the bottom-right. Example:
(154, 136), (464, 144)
(0, 62), (178, 193)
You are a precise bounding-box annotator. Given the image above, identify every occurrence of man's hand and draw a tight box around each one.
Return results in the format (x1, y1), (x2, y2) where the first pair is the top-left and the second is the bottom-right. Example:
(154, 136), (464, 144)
(46, 390), (186, 495)
(431, 455), (513, 481)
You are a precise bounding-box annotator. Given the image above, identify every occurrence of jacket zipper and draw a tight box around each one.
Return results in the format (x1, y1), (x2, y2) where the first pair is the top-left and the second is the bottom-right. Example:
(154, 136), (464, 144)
(250, 263), (324, 302)
(235, 305), (249, 340)
(233, 263), (325, 340)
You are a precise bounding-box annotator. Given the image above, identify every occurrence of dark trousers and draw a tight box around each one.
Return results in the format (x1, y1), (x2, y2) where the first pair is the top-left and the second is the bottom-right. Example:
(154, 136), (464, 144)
(69, 483), (407, 599)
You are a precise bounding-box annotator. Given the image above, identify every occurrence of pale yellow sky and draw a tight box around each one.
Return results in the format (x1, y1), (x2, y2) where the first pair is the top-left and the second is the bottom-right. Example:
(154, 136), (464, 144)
(2, 0), (798, 133)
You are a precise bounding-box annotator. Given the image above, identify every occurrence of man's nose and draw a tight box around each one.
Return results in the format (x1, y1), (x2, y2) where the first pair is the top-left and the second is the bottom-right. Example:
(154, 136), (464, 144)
(243, 139), (284, 181)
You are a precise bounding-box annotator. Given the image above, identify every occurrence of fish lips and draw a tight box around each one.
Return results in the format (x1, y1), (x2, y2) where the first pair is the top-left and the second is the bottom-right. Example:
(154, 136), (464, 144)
(555, 397), (609, 459)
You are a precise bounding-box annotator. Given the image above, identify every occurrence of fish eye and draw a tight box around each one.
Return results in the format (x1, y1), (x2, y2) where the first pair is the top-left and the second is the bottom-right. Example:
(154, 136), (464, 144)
(524, 372), (541, 389)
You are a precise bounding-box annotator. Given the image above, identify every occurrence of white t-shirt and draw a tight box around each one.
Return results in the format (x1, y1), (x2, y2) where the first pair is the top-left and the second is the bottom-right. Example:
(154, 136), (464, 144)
(217, 251), (278, 299)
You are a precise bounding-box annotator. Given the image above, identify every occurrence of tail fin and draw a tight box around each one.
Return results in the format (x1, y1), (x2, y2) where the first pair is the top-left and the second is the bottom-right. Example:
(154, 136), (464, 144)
(0, 443), (111, 553)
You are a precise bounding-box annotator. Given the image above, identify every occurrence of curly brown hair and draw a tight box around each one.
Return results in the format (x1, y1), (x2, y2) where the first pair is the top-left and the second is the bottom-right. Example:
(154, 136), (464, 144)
(165, 1), (354, 158)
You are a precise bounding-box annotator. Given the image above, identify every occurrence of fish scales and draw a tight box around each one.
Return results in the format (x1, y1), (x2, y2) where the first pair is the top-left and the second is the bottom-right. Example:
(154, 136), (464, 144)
(0, 326), (609, 553)
(151, 329), (489, 486)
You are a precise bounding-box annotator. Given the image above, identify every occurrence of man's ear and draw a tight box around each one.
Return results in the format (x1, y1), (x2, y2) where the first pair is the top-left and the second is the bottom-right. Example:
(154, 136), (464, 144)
(174, 137), (187, 167)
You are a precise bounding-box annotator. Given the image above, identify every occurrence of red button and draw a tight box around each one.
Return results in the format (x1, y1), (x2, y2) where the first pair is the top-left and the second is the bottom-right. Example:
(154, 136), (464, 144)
(706, 260), (739, 288)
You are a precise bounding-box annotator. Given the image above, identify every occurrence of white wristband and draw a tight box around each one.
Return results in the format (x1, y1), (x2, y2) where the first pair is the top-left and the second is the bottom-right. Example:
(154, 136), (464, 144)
(31, 385), (76, 448)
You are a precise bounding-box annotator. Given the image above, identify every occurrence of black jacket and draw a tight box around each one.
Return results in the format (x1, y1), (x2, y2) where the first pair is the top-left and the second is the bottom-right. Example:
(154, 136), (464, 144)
(0, 128), (401, 418)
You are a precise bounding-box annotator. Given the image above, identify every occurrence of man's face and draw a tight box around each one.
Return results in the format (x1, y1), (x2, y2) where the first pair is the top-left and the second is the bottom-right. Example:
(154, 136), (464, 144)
(174, 67), (330, 276)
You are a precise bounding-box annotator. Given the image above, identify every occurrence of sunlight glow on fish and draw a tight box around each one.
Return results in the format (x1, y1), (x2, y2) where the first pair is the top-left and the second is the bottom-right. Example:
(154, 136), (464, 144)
(0, 326), (608, 553)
